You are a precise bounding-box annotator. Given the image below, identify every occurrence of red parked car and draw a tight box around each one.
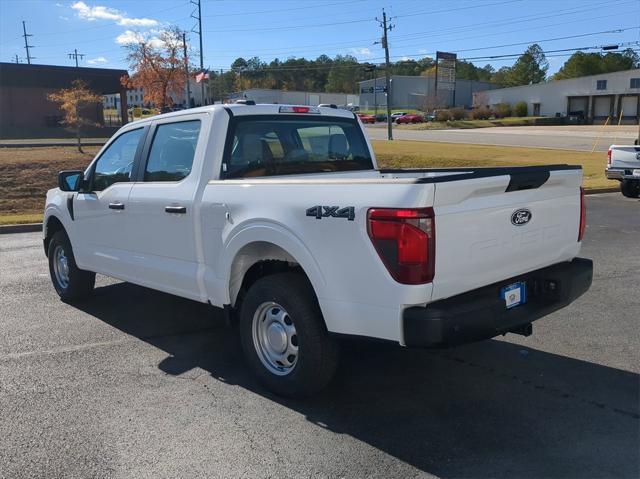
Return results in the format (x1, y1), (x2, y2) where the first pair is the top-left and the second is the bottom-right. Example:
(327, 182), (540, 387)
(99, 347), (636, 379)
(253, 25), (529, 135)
(395, 114), (424, 124)
(357, 113), (376, 124)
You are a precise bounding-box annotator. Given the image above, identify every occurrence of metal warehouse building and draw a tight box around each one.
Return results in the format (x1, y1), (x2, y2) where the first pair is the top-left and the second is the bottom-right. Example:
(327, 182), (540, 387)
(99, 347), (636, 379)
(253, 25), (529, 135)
(358, 75), (498, 111)
(477, 69), (640, 124)
(228, 88), (359, 107)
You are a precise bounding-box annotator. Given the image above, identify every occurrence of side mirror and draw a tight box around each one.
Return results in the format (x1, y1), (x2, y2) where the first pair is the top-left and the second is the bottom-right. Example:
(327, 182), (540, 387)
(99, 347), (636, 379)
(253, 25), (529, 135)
(58, 170), (84, 192)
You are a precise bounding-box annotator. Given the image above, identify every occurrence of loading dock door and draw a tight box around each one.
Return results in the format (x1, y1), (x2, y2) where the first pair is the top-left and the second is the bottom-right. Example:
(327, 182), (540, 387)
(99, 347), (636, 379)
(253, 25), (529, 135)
(593, 96), (612, 118)
(620, 95), (638, 117)
(568, 97), (588, 115)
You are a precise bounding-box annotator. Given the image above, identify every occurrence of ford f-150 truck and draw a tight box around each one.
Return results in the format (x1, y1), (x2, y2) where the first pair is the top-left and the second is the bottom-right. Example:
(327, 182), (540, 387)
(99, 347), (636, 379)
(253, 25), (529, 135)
(606, 143), (640, 198)
(44, 103), (593, 397)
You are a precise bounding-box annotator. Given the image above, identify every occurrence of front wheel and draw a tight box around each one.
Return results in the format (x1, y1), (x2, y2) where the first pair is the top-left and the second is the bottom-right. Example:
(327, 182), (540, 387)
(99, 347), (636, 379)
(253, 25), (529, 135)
(620, 179), (640, 198)
(48, 230), (95, 301)
(239, 273), (338, 397)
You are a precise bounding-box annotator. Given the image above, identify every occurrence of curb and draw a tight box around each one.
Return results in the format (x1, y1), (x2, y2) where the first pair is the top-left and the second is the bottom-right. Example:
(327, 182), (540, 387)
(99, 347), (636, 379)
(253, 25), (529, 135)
(0, 223), (42, 235)
(0, 142), (106, 148)
(584, 187), (619, 195)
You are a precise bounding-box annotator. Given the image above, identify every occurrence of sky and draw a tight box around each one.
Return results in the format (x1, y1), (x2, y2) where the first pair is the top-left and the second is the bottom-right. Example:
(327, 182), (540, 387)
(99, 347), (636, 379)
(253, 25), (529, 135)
(0, 0), (639, 75)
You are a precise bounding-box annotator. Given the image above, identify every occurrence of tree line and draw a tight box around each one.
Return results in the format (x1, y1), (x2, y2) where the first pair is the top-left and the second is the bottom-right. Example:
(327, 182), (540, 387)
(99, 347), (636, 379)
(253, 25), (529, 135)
(208, 44), (639, 99)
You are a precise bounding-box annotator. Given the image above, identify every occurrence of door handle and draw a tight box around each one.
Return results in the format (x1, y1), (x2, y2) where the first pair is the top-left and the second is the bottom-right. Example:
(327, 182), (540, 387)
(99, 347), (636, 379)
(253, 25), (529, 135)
(165, 205), (186, 214)
(108, 202), (125, 210)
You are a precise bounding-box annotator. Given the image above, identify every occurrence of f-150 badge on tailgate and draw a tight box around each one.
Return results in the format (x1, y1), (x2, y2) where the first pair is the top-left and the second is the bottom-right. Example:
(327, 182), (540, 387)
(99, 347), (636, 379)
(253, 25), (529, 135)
(511, 208), (532, 226)
(306, 205), (355, 221)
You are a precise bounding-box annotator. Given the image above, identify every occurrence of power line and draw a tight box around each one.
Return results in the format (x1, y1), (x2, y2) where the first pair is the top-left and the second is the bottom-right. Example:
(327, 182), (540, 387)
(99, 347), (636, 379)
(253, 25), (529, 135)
(21, 21), (34, 64)
(202, 0), (365, 18)
(203, 26), (638, 60)
(389, 0), (637, 42)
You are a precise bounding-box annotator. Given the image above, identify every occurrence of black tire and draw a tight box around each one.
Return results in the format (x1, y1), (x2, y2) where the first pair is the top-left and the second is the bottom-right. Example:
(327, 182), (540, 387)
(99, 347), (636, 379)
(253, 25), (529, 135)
(239, 272), (338, 398)
(48, 230), (95, 301)
(620, 179), (640, 198)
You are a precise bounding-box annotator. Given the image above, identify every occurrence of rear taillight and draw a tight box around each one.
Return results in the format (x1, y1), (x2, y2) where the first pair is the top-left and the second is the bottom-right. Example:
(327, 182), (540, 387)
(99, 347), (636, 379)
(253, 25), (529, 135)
(607, 148), (612, 167)
(578, 187), (586, 242)
(367, 208), (435, 284)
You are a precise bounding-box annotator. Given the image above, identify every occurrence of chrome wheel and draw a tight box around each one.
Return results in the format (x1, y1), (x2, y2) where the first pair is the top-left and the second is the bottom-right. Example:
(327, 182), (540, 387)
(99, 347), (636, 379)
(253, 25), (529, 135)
(252, 301), (299, 376)
(52, 245), (70, 289)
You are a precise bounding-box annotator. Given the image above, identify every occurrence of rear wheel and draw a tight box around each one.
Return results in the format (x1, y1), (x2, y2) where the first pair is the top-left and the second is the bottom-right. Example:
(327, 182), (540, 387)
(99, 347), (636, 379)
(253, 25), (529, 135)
(48, 230), (95, 301)
(620, 179), (640, 198)
(239, 272), (338, 397)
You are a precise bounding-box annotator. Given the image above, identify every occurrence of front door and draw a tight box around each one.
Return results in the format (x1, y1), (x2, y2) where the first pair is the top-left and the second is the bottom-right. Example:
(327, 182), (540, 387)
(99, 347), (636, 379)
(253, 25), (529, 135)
(126, 117), (204, 300)
(73, 127), (146, 277)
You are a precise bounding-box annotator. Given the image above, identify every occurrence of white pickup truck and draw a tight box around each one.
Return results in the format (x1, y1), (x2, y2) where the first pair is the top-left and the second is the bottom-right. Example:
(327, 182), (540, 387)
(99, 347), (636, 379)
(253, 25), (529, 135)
(44, 103), (593, 397)
(606, 143), (640, 198)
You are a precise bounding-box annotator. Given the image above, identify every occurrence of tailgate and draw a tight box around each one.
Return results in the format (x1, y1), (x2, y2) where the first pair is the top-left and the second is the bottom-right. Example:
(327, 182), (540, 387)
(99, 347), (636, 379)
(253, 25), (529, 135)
(431, 165), (583, 301)
(611, 145), (640, 169)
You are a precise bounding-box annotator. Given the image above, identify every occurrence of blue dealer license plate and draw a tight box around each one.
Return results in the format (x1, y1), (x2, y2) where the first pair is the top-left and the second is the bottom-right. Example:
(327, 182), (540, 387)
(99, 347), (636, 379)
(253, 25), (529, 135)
(500, 282), (527, 309)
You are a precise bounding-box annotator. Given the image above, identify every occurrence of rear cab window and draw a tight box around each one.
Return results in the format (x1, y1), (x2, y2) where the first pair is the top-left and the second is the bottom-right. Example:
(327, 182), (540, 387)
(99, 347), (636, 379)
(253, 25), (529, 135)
(222, 115), (373, 179)
(144, 120), (201, 182)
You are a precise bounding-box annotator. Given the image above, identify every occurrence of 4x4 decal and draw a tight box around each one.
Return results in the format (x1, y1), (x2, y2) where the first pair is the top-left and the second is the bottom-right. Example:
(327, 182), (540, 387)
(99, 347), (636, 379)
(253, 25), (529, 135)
(306, 205), (355, 221)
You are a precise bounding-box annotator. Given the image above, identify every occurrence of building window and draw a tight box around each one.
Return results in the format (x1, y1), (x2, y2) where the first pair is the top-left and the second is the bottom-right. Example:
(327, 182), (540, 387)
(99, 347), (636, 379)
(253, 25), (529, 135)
(596, 80), (607, 90)
(631, 78), (640, 89)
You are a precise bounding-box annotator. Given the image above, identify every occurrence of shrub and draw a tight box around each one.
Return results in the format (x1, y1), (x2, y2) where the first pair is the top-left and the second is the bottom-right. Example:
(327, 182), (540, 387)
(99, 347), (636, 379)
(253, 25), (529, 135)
(492, 102), (512, 118)
(470, 106), (492, 120)
(435, 109), (452, 122)
(450, 108), (466, 120)
(513, 101), (528, 117)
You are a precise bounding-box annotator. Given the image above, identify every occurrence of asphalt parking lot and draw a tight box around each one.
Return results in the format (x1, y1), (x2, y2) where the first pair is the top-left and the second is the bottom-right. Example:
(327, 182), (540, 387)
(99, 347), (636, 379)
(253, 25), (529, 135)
(1, 193), (638, 478)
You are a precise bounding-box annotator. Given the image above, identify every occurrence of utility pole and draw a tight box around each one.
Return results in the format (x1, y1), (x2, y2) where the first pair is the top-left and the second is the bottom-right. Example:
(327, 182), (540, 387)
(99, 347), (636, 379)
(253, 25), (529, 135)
(182, 32), (191, 108)
(22, 21), (34, 64)
(191, 0), (205, 105)
(14, 54), (20, 64)
(68, 49), (85, 67)
(376, 9), (394, 140)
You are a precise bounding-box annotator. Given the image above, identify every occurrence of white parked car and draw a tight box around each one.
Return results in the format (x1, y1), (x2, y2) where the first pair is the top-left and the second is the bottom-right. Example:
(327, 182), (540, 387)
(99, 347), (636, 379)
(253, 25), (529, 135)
(390, 111), (407, 121)
(44, 103), (593, 397)
(606, 143), (640, 198)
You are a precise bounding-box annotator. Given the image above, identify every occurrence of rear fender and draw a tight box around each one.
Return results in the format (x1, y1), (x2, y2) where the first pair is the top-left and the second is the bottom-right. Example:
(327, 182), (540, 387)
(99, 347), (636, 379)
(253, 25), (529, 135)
(223, 221), (327, 306)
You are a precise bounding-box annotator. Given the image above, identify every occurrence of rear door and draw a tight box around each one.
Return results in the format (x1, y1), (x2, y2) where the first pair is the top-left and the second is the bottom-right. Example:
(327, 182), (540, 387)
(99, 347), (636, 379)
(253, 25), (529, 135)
(125, 115), (206, 300)
(431, 166), (583, 301)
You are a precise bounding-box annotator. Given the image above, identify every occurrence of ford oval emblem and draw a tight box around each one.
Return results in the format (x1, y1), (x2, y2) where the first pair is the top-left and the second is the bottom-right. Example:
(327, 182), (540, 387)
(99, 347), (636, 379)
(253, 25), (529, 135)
(511, 208), (532, 226)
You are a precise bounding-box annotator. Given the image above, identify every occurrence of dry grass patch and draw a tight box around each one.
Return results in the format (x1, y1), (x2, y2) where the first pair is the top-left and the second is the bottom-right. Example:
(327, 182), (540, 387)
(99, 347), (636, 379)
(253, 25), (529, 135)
(372, 140), (615, 190)
(0, 146), (98, 216)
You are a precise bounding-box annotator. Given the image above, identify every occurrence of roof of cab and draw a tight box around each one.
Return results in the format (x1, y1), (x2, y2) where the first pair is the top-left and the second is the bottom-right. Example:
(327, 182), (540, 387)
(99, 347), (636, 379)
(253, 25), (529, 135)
(122, 103), (356, 127)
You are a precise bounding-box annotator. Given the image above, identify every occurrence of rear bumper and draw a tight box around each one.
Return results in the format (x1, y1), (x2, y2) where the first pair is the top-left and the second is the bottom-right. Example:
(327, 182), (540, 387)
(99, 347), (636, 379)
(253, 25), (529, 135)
(606, 168), (640, 180)
(403, 258), (593, 348)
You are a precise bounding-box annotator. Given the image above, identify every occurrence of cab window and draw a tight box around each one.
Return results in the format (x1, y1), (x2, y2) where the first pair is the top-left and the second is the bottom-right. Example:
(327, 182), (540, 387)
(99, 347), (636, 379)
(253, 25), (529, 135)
(144, 120), (201, 182)
(224, 116), (373, 179)
(92, 128), (143, 191)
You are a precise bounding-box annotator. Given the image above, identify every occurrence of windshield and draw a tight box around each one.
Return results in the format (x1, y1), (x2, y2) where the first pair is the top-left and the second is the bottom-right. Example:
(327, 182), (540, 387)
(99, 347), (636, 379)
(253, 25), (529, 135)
(222, 115), (374, 179)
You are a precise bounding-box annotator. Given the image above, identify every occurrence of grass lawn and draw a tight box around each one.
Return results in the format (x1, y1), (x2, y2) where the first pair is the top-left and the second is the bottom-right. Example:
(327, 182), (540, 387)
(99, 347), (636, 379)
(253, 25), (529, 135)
(373, 140), (615, 190)
(0, 142), (615, 225)
(0, 146), (98, 224)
